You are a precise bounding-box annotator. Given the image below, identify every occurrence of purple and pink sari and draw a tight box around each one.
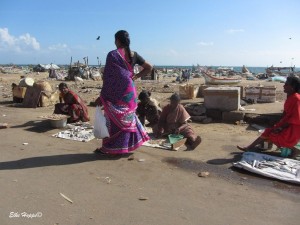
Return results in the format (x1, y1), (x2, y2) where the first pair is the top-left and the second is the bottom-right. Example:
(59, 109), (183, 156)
(100, 49), (150, 154)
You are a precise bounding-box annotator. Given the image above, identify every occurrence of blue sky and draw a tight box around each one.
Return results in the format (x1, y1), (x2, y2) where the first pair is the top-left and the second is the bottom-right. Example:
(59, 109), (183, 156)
(0, 0), (299, 67)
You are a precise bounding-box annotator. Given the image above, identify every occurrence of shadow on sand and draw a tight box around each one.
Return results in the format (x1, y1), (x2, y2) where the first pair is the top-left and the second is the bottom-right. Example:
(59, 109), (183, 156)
(206, 152), (242, 165)
(0, 153), (128, 170)
(10, 120), (55, 133)
(163, 153), (300, 193)
(0, 100), (14, 105)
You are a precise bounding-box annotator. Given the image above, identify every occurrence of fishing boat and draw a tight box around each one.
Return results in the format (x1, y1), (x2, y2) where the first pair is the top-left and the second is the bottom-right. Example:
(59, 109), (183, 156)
(202, 72), (242, 85)
(266, 66), (296, 77)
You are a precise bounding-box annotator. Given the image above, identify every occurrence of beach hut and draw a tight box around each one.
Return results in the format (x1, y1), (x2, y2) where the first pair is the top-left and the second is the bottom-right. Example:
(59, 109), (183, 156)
(33, 63), (60, 72)
(33, 64), (46, 72)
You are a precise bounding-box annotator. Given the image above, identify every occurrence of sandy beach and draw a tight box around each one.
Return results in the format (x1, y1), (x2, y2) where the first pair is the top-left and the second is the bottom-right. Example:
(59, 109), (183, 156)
(0, 71), (299, 225)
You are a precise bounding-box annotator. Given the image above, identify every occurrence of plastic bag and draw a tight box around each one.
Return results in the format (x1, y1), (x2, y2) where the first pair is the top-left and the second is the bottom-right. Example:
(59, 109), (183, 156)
(93, 106), (109, 139)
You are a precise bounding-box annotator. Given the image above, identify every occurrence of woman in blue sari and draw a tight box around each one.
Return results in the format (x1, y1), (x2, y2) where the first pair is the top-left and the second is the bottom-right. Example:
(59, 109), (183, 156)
(95, 30), (152, 155)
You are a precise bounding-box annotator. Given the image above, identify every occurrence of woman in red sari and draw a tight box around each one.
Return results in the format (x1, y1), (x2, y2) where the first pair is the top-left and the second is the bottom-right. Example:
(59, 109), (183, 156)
(237, 76), (300, 159)
(54, 82), (90, 123)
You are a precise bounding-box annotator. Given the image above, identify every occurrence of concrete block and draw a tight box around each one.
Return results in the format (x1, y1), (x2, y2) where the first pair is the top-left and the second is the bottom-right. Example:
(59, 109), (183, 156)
(204, 87), (240, 112)
(222, 111), (245, 123)
(197, 85), (211, 97)
(198, 85), (243, 98)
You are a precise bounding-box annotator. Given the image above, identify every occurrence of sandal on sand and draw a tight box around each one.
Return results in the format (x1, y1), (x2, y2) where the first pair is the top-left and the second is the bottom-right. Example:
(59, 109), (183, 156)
(93, 148), (123, 158)
(236, 145), (248, 152)
(191, 136), (202, 150)
(93, 148), (107, 155)
(290, 149), (300, 160)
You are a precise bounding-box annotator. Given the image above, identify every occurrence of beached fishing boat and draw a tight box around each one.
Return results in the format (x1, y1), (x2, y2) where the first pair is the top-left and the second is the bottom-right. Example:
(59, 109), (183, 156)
(266, 66), (296, 77)
(202, 72), (242, 85)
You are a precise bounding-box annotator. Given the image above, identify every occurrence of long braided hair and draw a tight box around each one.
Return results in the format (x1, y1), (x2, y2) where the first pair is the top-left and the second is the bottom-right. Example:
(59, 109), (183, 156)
(115, 30), (132, 63)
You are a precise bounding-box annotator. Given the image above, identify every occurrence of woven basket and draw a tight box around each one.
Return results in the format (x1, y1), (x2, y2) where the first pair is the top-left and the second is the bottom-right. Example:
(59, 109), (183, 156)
(34, 81), (52, 92)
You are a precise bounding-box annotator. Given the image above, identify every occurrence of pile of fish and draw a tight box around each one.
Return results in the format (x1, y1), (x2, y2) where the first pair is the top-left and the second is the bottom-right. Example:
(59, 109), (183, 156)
(40, 114), (69, 120)
(52, 122), (95, 142)
(234, 152), (300, 184)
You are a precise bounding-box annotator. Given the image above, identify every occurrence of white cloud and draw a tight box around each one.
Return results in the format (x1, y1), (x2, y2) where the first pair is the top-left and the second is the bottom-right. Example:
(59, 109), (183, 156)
(48, 43), (69, 51)
(197, 41), (214, 46)
(226, 29), (245, 34)
(0, 27), (40, 52)
(72, 45), (89, 51)
(19, 33), (40, 50)
(0, 28), (14, 46)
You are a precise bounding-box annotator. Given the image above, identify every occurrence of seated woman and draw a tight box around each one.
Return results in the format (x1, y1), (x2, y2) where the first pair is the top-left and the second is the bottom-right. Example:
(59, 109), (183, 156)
(156, 93), (201, 150)
(136, 90), (161, 129)
(237, 76), (300, 159)
(54, 82), (90, 123)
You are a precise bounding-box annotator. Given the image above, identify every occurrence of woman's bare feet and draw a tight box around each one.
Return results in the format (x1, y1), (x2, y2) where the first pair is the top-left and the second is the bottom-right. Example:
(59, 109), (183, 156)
(290, 148), (300, 159)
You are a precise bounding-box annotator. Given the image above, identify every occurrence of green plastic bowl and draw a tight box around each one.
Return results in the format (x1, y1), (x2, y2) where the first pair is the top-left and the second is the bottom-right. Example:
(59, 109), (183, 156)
(168, 134), (184, 144)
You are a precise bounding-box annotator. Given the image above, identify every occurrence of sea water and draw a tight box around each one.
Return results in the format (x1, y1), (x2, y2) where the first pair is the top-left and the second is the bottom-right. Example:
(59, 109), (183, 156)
(6, 64), (300, 75)
(155, 66), (299, 74)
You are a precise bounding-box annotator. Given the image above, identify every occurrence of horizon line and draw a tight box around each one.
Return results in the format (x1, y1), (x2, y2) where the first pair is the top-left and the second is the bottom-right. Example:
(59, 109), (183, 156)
(1, 63), (297, 68)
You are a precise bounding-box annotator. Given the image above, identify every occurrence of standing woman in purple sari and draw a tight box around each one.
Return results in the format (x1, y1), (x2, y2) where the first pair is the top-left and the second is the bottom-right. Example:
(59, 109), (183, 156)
(95, 30), (152, 155)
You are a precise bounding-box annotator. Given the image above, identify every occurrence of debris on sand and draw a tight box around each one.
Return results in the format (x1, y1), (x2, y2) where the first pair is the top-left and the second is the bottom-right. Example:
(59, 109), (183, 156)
(198, 171), (210, 178)
(128, 155), (135, 161)
(0, 123), (8, 129)
(59, 193), (73, 204)
(105, 177), (112, 184)
(138, 196), (149, 200)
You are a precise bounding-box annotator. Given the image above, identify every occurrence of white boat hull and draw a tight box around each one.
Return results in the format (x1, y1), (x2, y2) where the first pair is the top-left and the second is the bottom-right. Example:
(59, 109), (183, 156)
(203, 72), (242, 85)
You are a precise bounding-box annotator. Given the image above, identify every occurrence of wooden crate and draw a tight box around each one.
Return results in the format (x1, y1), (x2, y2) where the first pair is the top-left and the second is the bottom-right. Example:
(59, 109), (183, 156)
(245, 86), (276, 103)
